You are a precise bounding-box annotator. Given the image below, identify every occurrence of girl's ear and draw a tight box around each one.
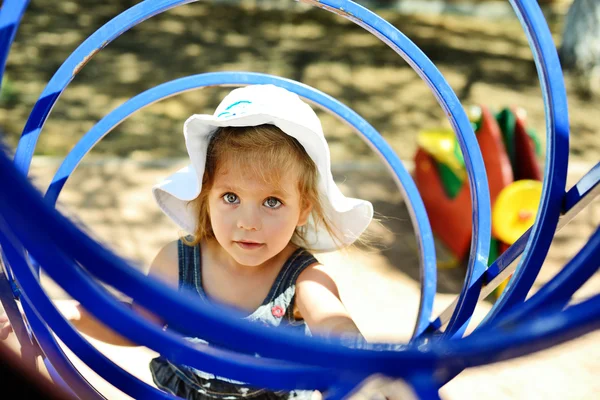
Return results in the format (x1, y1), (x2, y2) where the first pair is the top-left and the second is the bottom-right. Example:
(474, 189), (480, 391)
(297, 200), (313, 227)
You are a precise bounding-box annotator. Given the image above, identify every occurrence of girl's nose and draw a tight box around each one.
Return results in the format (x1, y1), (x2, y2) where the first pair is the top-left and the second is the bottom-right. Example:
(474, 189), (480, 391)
(237, 207), (262, 231)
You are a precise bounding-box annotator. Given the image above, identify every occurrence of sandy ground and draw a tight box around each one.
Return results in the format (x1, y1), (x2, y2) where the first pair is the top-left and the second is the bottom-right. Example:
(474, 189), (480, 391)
(1, 157), (598, 399)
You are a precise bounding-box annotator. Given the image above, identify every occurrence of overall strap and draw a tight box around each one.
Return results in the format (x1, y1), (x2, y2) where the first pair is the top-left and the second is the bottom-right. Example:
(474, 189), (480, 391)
(177, 238), (208, 302)
(248, 248), (318, 325)
(264, 248), (318, 303)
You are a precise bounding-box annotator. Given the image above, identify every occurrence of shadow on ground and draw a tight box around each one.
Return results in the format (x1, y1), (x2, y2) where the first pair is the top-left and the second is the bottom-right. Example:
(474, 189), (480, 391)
(3, 0), (598, 164)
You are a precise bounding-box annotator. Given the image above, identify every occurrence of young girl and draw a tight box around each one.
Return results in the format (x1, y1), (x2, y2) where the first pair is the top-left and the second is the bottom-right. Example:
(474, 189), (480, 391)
(1, 84), (374, 399)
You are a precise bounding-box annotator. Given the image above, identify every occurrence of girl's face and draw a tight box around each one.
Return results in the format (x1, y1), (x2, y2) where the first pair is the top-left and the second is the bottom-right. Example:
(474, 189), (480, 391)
(208, 165), (312, 268)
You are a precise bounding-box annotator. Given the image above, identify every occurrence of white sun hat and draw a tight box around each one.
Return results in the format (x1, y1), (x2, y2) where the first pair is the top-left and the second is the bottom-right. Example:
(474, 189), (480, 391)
(152, 84), (373, 252)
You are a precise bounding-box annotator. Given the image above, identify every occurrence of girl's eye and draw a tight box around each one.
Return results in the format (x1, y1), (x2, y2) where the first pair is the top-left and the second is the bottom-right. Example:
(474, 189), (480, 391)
(223, 193), (239, 204)
(264, 197), (282, 209)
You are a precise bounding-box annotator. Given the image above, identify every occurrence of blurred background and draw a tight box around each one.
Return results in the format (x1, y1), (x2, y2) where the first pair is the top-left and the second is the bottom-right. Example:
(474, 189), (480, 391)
(1, 0), (599, 399)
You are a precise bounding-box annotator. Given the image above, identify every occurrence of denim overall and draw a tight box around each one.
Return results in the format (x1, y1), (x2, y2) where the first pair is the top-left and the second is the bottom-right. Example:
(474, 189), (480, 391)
(150, 239), (317, 400)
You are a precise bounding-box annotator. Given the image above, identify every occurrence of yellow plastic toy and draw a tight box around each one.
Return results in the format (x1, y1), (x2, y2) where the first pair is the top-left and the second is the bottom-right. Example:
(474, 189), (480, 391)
(416, 129), (466, 181)
(492, 179), (542, 298)
(492, 179), (543, 245)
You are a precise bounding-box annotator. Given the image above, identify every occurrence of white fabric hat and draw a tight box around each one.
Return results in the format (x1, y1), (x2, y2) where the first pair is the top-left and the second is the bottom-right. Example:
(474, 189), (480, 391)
(152, 84), (373, 252)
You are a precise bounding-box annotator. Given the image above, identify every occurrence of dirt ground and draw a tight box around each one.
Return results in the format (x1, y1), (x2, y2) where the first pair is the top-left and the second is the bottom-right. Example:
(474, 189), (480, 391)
(1, 0), (599, 399)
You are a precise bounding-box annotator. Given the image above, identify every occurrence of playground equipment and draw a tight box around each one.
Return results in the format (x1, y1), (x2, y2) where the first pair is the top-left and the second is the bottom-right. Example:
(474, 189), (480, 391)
(415, 105), (545, 296)
(0, 0), (598, 399)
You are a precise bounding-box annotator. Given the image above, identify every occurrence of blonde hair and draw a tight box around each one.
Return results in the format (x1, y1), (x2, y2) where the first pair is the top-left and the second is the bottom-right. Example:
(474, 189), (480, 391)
(185, 124), (343, 251)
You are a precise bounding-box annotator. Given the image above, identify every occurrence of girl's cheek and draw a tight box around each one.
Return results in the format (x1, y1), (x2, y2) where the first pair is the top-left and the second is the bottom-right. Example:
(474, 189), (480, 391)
(220, 210), (236, 224)
(266, 210), (294, 226)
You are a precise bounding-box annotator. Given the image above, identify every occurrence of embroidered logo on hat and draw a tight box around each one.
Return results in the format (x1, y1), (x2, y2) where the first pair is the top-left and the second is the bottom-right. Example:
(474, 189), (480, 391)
(217, 100), (253, 119)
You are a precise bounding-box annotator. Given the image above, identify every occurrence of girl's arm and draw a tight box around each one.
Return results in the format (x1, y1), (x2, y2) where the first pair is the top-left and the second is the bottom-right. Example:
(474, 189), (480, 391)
(294, 264), (364, 340)
(0, 299), (142, 347)
(2, 241), (179, 346)
(67, 300), (140, 347)
(67, 241), (178, 346)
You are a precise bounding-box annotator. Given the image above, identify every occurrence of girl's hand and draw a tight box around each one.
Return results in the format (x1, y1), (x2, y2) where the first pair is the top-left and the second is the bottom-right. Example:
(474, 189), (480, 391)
(0, 299), (82, 341)
(0, 313), (13, 340)
(52, 299), (82, 322)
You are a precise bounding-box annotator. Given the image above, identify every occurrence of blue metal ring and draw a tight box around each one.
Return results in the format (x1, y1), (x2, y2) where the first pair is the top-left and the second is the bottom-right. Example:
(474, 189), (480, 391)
(44, 71), (437, 339)
(12, 0), (491, 342)
(0, 0), (586, 395)
(419, 0), (572, 338)
(0, 0), (41, 374)
(478, 0), (570, 326)
(0, 225), (330, 393)
(488, 227), (600, 329)
(1, 148), (599, 387)
(0, 234), (178, 398)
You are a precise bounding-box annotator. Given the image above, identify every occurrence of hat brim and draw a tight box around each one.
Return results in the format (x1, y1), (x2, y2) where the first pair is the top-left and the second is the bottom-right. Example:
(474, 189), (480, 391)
(153, 112), (373, 252)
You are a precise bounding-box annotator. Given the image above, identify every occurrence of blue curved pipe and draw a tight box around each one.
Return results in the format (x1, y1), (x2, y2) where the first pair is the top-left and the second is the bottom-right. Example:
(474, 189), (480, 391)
(13, 0), (493, 340)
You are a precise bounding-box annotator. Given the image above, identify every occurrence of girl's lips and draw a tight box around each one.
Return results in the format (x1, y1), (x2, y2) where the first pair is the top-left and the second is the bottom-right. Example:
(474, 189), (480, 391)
(235, 241), (264, 250)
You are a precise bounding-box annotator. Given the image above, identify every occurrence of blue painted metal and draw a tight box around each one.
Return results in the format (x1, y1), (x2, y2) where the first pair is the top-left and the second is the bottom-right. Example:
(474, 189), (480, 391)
(20, 298), (105, 400)
(311, 0), (491, 340)
(452, 163), (597, 391)
(0, 0), (28, 84)
(423, 160), (600, 336)
(0, 257), (39, 369)
(563, 162), (599, 213)
(0, 0), (597, 397)
(0, 0), (29, 289)
(431, 221), (599, 386)
(482, 0), (570, 324)
(435, 292), (600, 384)
(0, 231), (178, 398)
(488, 227), (600, 329)
(418, 0), (572, 339)
(12, 0), (194, 175)
(0, 145), (428, 378)
(4, 144), (600, 394)
(422, 227), (531, 334)
(14, 0), (490, 343)
(4, 119), (600, 384)
(43, 358), (80, 400)
(0, 0), (40, 374)
(0, 191), (338, 390)
(43, 71), (437, 340)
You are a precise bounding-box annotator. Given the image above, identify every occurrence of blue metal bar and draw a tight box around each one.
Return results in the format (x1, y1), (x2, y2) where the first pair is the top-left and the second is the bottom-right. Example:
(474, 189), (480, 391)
(563, 162), (599, 214)
(0, 0), (40, 372)
(420, 0), (573, 338)
(12, 0), (451, 339)
(2, 130), (599, 391)
(0, 232), (178, 398)
(0, 257), (38, 369)
(0, 0), (29, 298)
(13, 0), (196, 175)
(0, 0), (28, 86)
(42, 71), (437, 341)
(0, 207), (338, 391)
(486, 227), (600, 330)
(313, 0), (491, 341)
(5, 128), (444, 376)
(482, 0), (570, 323)
(1, 0), (594, 395)
(424, 162), (599, 334)
(430, 225), (600, 386)
(14, 0), (493, 340)
(20, 298), (104, 400)
(434, 293), (600, 383)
